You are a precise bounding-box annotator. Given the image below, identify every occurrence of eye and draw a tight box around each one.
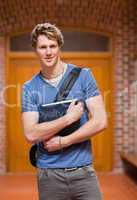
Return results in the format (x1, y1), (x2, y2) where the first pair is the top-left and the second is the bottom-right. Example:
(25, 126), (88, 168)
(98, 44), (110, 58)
(50, 44), (57, 48)
(40, 45), (47, 49)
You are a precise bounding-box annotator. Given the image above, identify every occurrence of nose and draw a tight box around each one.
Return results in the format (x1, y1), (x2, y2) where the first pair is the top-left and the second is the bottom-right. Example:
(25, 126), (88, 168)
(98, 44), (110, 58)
(46, 47), (52, 56)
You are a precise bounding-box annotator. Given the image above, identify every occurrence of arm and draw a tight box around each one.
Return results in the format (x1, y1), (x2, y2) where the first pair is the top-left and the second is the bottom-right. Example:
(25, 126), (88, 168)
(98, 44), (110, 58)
(44, 95), (107, 151)
(22, 101), (84, 143)
(63, 95), (107, 145)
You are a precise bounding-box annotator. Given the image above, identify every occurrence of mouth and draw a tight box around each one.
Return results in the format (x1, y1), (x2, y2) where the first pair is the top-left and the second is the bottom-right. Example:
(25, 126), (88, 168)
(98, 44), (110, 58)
(44, 57), (53, 62)
(44, 58), (53, 63)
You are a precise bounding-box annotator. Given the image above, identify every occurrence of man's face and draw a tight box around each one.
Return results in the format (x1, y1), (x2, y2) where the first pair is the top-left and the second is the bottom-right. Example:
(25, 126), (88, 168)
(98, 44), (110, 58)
(35, 35), (60, 69)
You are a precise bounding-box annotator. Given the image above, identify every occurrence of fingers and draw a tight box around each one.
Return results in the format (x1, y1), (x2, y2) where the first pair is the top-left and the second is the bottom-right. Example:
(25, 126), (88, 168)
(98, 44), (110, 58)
(74, 101), (84, 112)
(43, 136), (61, 152)
(69, 100), (84, 109)
(67, 100), (84, 115)
(68, 100), (76, 108)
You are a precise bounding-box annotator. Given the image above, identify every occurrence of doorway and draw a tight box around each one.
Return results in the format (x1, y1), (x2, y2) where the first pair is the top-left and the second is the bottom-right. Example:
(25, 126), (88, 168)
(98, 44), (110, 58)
(6, 51), (113, 172)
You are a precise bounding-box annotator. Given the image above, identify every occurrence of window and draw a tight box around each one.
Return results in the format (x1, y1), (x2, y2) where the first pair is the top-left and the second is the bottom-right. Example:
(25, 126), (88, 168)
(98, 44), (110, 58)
(10, 31), (110, 52)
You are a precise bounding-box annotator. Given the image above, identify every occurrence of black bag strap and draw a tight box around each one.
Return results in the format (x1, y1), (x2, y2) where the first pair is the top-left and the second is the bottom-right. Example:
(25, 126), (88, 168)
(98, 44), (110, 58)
(55, 67), (81, 101)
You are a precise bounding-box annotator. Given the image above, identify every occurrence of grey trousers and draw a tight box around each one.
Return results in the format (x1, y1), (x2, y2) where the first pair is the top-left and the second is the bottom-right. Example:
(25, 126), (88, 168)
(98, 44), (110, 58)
(37, 165), (102, 200)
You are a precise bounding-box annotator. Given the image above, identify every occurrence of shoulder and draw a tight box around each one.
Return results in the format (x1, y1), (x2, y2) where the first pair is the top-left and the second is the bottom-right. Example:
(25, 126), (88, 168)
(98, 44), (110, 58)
(77, 66), (94, 81)
(22, 73), (41, 91)
(67, 64), (95, 82)
(80, 67), (91, 76)
(81, 68), (96, 82)
(68, 63), (91, 75)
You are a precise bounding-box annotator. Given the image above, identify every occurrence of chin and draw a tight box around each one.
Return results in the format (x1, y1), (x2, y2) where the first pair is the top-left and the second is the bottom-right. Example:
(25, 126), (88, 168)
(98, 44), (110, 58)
(46, 63), (56, 68)
(46, 61), (58, 68)
(42, 61), (53, 68)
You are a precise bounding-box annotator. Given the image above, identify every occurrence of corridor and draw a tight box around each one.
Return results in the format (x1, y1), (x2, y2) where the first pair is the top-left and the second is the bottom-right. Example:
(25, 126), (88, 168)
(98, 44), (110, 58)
(0, 173), (137, 200)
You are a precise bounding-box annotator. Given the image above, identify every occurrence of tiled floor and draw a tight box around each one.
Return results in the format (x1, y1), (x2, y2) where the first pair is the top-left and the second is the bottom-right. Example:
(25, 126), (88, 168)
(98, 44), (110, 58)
(99, 172), (137, 200)
(0, 172), (137, 200)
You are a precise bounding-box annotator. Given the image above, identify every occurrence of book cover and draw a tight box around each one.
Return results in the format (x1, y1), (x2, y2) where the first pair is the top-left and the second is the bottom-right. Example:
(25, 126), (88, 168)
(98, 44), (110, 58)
(38, 98), (80, 137)
(39, 99), (78, 123)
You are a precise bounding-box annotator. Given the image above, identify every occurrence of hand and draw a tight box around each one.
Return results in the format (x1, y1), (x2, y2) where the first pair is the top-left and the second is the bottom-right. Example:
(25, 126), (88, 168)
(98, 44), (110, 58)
(66, 101), (84, 123)
(43, 136), (62, 152)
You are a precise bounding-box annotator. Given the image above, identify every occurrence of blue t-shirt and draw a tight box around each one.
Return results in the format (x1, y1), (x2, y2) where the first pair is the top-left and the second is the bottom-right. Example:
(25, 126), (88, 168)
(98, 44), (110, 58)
(22, 64), (100, 168)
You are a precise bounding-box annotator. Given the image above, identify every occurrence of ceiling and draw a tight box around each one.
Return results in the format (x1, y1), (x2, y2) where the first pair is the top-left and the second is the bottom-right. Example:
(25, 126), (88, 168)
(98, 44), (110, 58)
(0, 0), (135, 35)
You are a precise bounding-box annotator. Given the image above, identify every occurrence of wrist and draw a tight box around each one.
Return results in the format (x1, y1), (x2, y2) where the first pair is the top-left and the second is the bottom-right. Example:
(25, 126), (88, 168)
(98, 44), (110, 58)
(61, 136), (72, 148)
(64, 114), (74, 126)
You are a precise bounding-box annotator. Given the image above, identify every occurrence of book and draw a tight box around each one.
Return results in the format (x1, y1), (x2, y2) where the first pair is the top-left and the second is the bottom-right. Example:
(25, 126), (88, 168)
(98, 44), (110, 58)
(38, 98), (80, 137)
(41, 98), (78, 107)
(39, 99), (78, 123)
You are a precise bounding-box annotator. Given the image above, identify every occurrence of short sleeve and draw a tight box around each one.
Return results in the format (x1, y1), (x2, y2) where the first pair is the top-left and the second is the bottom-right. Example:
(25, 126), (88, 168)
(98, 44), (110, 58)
(22, 85), (38, 112)
(82, 68), (100, 99)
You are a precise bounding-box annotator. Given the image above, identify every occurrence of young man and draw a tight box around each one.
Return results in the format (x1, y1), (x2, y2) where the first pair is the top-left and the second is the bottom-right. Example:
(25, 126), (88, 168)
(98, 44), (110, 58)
(22, 22), (107, 200)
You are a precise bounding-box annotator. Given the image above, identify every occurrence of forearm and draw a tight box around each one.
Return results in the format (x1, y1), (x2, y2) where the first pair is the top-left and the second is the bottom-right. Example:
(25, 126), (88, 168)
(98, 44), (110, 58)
(42, 95), (108, 152)
(22, 101), (84, 144)
(62, 118), (107, 147)
(25, 115), (72, 143)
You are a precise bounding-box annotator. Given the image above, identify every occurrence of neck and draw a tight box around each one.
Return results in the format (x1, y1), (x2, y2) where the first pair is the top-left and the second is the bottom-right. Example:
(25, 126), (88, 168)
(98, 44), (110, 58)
(41, 61), (65, 79)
